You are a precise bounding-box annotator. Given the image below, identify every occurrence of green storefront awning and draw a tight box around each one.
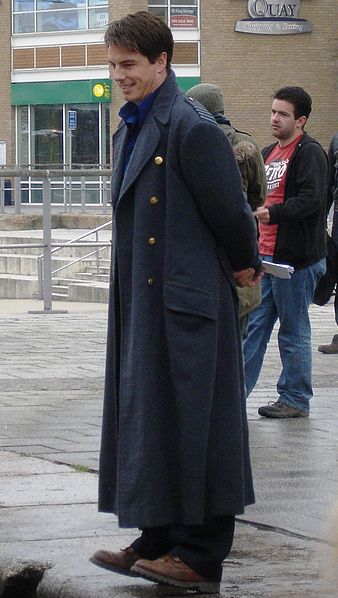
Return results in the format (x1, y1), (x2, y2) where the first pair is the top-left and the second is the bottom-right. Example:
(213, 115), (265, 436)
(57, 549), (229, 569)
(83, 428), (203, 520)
(12, 79), (112, 105)
(12, 76), (200, 106)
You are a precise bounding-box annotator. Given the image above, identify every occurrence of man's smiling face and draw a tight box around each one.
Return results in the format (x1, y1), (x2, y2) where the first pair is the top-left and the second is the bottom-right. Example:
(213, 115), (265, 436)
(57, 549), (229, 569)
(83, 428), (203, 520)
(108, 45), (167, 104)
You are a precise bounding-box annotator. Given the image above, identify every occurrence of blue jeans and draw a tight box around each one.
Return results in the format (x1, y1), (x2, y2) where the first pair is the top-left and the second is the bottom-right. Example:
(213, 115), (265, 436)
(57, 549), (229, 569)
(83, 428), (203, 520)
(243, 257), (326, 414)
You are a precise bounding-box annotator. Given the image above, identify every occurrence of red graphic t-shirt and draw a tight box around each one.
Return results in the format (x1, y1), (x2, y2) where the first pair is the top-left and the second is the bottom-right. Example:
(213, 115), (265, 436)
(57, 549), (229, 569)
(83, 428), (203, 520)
(259, 135), (302, 256)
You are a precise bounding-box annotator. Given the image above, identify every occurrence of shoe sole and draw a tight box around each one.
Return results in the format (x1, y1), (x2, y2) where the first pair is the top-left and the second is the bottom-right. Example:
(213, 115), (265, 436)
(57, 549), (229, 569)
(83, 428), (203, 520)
(89, 556), (140, 577)
(131, 564), (220, 594)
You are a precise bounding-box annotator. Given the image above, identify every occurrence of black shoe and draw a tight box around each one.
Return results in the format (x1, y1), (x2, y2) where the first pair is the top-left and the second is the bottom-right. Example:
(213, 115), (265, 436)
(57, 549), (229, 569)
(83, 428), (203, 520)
(258, 401), (309, 419)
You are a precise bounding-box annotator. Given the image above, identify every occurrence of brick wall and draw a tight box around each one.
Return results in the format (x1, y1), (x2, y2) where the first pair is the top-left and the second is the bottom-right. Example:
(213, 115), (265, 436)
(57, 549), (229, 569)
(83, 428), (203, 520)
(200, 0), (338, 151)
(0, 1), (14, 164)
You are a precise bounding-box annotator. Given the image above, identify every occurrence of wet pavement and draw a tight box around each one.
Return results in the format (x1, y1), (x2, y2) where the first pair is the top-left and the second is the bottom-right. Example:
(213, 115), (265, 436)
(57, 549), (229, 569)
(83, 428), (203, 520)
(0, 297), (337, 597)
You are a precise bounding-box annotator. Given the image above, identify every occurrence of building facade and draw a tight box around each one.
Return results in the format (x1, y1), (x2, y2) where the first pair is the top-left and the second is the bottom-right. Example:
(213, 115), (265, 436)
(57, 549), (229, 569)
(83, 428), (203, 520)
(0, 1), (337, 202)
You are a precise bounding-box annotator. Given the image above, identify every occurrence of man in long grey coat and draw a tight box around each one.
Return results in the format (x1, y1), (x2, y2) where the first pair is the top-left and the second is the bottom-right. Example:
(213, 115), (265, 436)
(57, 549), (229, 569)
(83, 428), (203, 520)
(90, 11), (261, 594)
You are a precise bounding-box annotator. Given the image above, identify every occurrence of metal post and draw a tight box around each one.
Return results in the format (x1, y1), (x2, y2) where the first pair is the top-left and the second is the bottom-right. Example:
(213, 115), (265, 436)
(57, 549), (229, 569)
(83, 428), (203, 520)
(68, 129), (72, 213)
(29, 175), (67, 314)
(66, 175), (72, 213)
(0, 177), (4, 213)
(95, 230), (100, 275)
(81, 176), (86, 212)
(102, 176), (108, 215)
(42, 177), (52, 311)
(14, 176), (21, 214)
(37, 256), (43, 300)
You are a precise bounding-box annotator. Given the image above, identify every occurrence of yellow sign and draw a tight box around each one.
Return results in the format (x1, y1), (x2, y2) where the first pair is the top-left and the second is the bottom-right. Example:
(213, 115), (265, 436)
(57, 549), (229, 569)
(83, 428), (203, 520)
(92, 81), (111, 102)
(92, 83), (105, 98)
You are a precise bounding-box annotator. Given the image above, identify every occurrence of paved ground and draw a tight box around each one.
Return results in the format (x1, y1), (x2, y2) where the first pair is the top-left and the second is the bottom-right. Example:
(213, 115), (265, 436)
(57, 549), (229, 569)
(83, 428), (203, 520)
(0, 297), (338, 597)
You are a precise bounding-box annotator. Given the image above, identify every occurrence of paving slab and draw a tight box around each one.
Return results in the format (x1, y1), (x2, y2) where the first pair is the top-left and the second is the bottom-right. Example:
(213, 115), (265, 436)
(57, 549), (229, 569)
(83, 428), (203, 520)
(0, 298), (338, 596)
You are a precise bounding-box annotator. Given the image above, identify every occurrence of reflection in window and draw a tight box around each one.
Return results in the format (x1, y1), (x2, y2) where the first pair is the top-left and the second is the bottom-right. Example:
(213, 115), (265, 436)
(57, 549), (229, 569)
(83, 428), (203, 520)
(13, 0), (34, 11)
(12, 0), (108, 33)
(68, 104), (99, 165)
(13, 12), (35, 33)
(37, 10), (81, 32)
(37, 1), (86, 9)
(16, 103), (110, 204)
(32, 105), (63, 166)
(17, 106), (29, 166)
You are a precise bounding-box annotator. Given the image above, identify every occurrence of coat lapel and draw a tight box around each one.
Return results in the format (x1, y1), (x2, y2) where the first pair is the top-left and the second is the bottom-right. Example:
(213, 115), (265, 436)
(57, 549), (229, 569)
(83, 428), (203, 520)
(111, 124), (127, 208)
(118, 117), (162, 200)
(114, 70), (180, 206)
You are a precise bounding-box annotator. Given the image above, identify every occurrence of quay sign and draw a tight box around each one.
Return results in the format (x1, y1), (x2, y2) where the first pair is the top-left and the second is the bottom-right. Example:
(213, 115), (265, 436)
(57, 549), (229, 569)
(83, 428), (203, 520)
(235, 0), (313, 35)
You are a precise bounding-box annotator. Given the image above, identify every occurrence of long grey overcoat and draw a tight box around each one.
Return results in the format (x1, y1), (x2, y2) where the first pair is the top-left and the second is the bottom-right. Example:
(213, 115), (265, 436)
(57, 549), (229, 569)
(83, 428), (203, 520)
(98, 71), (260, 528)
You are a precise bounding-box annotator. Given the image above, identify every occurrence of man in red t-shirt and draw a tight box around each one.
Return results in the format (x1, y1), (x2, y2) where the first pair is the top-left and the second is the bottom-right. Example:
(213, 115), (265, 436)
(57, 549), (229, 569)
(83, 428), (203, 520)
(243, 86), (327, 418)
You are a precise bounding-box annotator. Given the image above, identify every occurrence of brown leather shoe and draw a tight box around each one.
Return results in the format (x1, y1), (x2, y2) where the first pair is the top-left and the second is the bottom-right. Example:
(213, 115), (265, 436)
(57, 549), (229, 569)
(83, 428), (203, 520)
(90, 546), (141, 576)
(131, 554), (220, 593)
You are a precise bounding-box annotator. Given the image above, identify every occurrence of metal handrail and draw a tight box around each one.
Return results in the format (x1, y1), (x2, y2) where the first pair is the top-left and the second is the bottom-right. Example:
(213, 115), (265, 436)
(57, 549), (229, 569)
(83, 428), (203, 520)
(0, 169), (113, 312)
(37, 220), (112, 299)
(52, 245), (109, 277)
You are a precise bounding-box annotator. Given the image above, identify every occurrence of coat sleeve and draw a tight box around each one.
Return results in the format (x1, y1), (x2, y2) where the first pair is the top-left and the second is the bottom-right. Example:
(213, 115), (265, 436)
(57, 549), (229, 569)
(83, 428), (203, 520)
(178, 120), (260, 272)
(268, 142), (328, 224)
(245, 146), (267, 211)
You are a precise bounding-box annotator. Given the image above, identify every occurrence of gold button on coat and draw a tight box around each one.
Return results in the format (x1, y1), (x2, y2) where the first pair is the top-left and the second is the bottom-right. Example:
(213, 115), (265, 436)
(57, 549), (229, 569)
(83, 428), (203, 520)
(147, 277), (154, 286)
(148, 237), (156, 245)
(150, 196), (159, 205)
(154, 156), (164, 165)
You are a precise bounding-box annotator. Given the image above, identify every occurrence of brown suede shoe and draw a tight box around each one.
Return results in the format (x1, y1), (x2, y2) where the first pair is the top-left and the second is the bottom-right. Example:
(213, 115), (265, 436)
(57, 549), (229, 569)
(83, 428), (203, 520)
(90, 546), (141, 576)
(131, 554), (220, 593)
(318, 339), (338, 354)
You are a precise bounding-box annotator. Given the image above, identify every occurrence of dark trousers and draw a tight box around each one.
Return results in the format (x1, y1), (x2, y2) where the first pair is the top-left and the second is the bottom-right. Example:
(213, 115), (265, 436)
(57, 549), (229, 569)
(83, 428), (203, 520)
(131, 516), (235, 582)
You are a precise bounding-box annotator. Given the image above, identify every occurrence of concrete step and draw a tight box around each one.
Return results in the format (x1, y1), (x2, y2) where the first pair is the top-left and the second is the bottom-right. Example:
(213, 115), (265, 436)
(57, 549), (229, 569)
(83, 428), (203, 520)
(71, 272), (109, 283)
(0, 272), (108, 303)
(52, 285), (69, 294)
(85, 264), (110, 274)
(68, 280), (108, 303)
(52, 292), (69, 301)
(0, 273), (38, 299)
(0, 253), (90, 277)
(53, 277), (108, 303)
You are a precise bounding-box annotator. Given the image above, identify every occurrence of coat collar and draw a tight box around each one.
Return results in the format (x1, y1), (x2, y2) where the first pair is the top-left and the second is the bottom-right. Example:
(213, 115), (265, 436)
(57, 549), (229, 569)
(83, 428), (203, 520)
(113, 70), (180, 203)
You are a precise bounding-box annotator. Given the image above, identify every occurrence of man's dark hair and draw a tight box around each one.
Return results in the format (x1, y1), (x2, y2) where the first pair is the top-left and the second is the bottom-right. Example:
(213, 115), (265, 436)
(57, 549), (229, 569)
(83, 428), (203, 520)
(273, 86), (312, 120)
(104, 11), (173, 72)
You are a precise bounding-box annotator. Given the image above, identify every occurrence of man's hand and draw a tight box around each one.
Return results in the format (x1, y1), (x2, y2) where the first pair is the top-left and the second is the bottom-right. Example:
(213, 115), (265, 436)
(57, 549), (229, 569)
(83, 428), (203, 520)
(234, 268), (263, 287)
(253, 206), (270, 224)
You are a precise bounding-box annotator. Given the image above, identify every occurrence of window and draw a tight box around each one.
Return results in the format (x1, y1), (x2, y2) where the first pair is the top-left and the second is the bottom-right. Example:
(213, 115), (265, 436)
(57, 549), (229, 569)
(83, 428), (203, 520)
(16, 103), (110, 204)
(148, 0), (198, 29)
(12, 0), (109, 34)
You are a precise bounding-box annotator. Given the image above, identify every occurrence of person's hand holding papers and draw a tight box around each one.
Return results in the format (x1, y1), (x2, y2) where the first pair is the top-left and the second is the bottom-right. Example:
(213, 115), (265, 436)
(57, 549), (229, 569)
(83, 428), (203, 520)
(252, 206), (270, 224)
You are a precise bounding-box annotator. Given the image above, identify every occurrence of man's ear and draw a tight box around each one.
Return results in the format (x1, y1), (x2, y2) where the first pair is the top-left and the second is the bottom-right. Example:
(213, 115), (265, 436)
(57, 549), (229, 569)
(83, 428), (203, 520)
(297, 115), (307, 130)
(156, 52), (168, 72)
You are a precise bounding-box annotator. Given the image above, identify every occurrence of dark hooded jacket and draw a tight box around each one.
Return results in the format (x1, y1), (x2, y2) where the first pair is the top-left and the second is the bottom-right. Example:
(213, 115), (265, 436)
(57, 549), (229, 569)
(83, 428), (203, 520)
(262, 133), (327, 269)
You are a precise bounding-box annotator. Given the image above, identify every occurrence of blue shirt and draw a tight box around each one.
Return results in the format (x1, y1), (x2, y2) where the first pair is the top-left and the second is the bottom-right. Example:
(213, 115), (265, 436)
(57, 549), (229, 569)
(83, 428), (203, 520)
(119, 87), (161, 172)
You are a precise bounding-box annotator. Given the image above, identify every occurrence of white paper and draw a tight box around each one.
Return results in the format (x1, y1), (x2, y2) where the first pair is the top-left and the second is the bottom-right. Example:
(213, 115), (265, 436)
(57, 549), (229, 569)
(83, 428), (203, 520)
(261, 260), (294, 279)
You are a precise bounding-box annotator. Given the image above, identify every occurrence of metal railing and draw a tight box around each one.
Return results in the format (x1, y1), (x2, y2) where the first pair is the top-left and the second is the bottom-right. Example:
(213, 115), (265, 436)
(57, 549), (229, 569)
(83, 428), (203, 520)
(0, 164), (112, 214)
(37, 220), (112, 300)
(0, 167), (112, 314)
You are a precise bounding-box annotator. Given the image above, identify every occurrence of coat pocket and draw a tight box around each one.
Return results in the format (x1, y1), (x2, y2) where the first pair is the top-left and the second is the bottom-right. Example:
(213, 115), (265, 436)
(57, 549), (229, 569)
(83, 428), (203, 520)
(163, 282), (217, 321)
